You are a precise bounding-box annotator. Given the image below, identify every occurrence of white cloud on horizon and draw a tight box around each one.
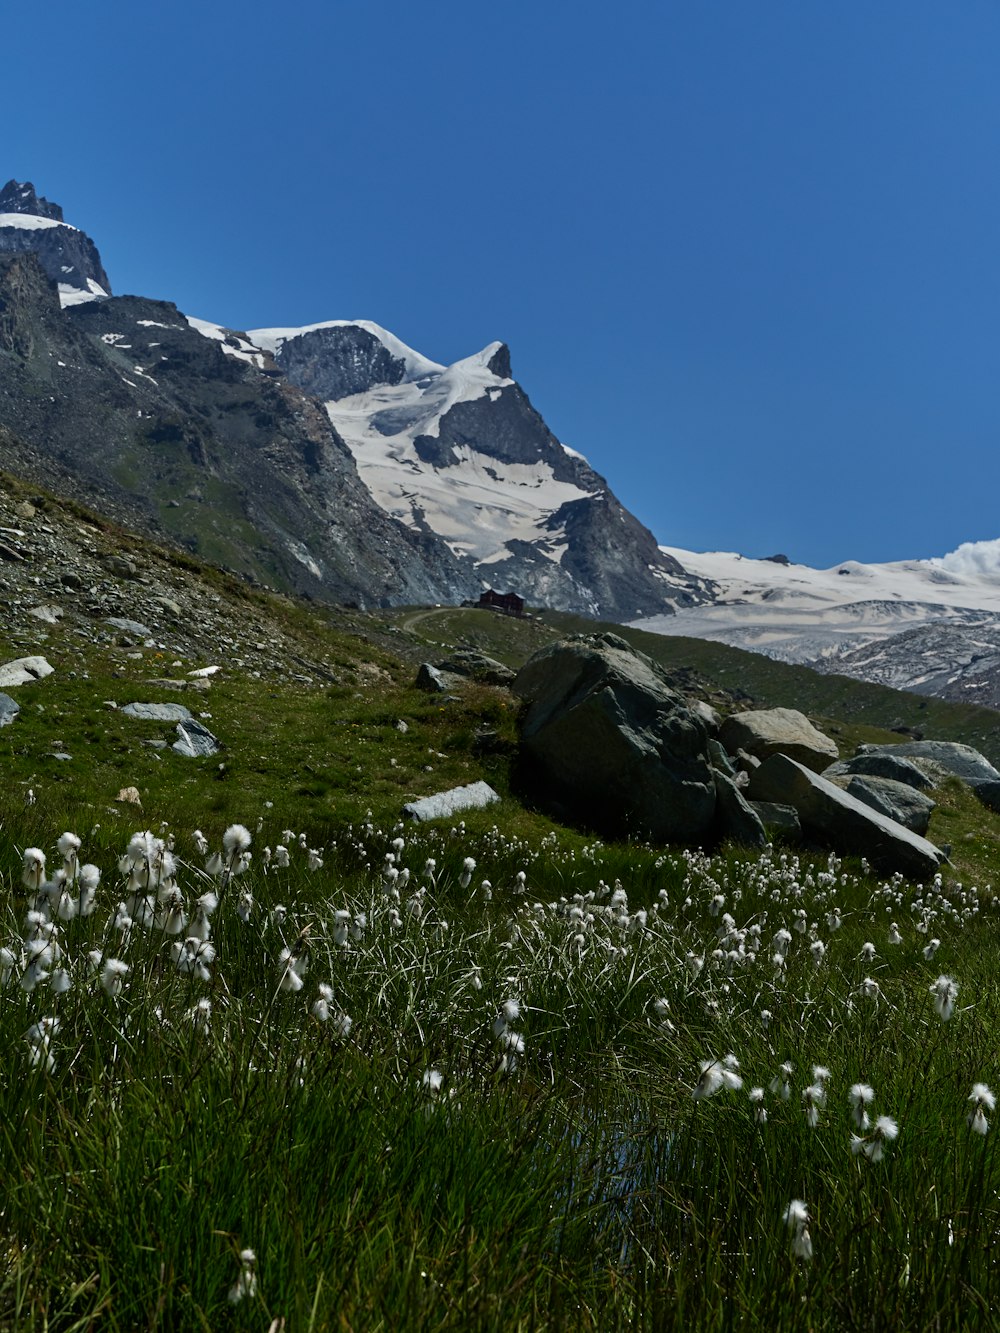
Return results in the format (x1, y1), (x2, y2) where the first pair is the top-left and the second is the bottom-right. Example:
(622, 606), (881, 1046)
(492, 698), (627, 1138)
(933, 538), (1000, 577)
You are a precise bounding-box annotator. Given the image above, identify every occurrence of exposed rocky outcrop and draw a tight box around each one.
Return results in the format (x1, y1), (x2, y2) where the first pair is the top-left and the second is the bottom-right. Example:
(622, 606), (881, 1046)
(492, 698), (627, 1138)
(747, 754), (946, 879)
(0, 258), (476, 609)
(854, 741), (1000, 788)
(513, 634), (719, 844)
(0, 180), (110, 300)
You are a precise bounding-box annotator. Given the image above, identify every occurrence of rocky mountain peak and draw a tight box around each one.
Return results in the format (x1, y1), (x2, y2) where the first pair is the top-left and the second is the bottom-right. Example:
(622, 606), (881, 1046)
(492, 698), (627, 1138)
(485, 342), (511, 379)
(0, 178), (111, 303)
(0, 179), (64, 221)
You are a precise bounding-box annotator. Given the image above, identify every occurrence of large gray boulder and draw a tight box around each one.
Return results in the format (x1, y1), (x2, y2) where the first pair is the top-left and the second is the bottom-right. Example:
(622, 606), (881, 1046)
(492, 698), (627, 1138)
(845, 775), (936, 837)
(747, 754), (946, 880)
(513, 633), (717, 843)
(173, 718), (221, 757)
(749, 800), (802, 842)
(0, 692), (19, 726)
(720, 708), (839, 773)
(823, 752), (933, 790)
(713, 772), (767, 848)
(0, 655), (53, 687)
(855, 741), (1000, 787)
(121, 702), (193, 722)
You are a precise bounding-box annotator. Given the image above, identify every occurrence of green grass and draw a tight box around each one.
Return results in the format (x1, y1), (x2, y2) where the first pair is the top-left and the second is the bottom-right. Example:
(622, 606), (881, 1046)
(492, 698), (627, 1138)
(5, 496), (1000, 1326)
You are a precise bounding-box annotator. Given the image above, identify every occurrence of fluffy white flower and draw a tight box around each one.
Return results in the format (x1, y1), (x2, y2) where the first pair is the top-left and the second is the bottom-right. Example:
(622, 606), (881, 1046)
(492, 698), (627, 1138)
(227, 1248), (257, 1304)
(223, 824), (252, 856)
(931, 975), (959, 1021)
(968, 1083), (996, 1135)
(100, 958), (129, 999)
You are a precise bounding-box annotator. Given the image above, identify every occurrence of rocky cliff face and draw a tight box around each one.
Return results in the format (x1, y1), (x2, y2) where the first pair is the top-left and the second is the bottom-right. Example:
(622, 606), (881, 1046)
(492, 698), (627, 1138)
(0, 255), (473, 607)
(0, 179), (706, 620)
(0, 180), (111, 302)
(251, 321), (706, 619)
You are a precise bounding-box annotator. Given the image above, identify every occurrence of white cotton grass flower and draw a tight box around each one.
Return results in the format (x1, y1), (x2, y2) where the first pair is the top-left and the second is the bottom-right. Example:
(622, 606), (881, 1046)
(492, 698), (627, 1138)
(171, 937), (216, 982)
(859, 976), (882, 1002)
(770, 1062), (794, 1101)
(24, 1016), (60, 1073)
(277, 947), (308, 993)
(802, 1084), (825, 1128)
(493, 997), (521, 1036)
(749, 1086), (767, 1124)
(422, 1068), (445, 1096)
(922, 937), (941, 961)
(852, 1114), (899, 1163)
(222, 824), (252, 857)
(692, 1055), (742, 1101)
(888, 921), (903, 946)
(849, 1083), (875, 1131)
(22, 848), (46, 893)
(187, 997), (212, 1033)
(968, 1083), (996, 1136)
(783, 1199), (813, 1262)
(311, 984), (352, 1036)
(931, 975), (959, 1021)
(459, 856), (477, 890)
(77, 863), (99, 916)
(100, 958), (129, 999)
(57, 831), (81, 880)
(228, 1247), (258, 1304)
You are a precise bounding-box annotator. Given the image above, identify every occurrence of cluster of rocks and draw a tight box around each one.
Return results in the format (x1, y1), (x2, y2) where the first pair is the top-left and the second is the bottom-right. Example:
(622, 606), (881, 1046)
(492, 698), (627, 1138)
(510, 633), (987, 880)
(0, 479), (361, 689)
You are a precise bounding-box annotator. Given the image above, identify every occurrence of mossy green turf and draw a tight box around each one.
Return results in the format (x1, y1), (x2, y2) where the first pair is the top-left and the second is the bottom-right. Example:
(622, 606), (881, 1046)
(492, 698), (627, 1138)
(5, 562), (1000, 1328)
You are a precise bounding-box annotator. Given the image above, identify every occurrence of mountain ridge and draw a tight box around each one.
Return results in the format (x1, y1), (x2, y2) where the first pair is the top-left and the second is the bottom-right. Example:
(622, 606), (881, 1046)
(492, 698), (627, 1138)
(0, 179), (703, 621)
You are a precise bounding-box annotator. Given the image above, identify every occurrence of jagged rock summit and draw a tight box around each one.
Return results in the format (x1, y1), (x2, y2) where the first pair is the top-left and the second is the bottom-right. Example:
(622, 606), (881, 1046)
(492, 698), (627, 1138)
(0, 179), (111, 304)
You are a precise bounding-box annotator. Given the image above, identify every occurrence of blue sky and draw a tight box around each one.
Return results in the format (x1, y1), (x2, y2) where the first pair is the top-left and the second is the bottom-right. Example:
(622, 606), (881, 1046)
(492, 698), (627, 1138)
(6, 1), (999, 567)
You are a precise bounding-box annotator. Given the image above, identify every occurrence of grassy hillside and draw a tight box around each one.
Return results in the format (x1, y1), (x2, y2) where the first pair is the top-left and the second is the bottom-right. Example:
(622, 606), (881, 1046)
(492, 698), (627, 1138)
(4, 476), (1000, 1329)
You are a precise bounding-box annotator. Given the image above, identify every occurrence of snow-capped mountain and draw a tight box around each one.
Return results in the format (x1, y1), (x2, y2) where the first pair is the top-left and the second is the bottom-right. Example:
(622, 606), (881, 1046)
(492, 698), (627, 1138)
(0, 179), (110, 306)
(0, 178), (705, 620)
(236, 319), (706, 619)
(632, 546), (1000, 706)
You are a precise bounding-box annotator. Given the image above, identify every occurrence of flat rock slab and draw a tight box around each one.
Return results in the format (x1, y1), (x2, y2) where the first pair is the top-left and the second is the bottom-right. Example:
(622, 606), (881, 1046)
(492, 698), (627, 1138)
(436, 650), (515, 686)
(720, 707), (839, 773)
(173, 718), (220, 757)
(824, 753), (933, 790)
(748, 753), (946, 880)
(121, 702), (193, 722)
(403, 781), (500, 823)
(0, 692), (20, 726)
(27, 604), (63, 624)
(0, 655), (54, 687)
(855, 741), (1000, 787)
(845, 775), (936, 836)
(106, 617), (154, 638)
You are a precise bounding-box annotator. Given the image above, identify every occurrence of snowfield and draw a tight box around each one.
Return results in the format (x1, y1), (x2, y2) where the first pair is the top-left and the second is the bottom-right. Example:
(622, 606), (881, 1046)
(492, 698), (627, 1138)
(633, 547), (1000, 663)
